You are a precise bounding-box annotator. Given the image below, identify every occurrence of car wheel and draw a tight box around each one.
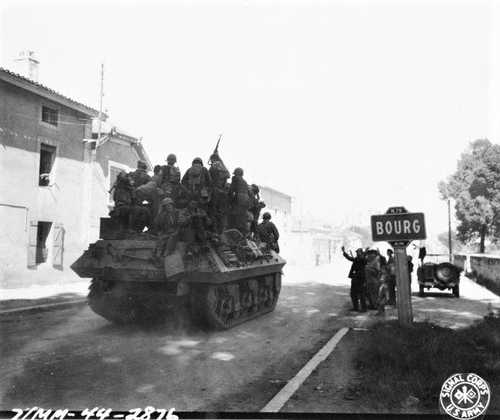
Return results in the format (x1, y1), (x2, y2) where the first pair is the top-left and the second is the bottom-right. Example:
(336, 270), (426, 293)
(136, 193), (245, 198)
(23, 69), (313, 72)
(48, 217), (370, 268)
(452, 285), (460, 298)
(419, 284), (425, 297)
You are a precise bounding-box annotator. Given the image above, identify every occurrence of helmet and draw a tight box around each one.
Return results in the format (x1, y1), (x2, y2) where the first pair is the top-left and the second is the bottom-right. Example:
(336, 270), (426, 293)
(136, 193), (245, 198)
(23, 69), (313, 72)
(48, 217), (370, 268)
(166, 153), (177, 164)
(233, 167), (244, 176)
(160, 197), (174, 207)
(192, 157), (203, 165)
(262, 212), (271, 220)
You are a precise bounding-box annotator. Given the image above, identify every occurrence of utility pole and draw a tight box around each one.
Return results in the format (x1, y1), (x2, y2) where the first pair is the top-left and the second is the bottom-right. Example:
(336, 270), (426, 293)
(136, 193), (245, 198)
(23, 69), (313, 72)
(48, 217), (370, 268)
(97, 63), (104, 143)
(448, 198), (452, 262)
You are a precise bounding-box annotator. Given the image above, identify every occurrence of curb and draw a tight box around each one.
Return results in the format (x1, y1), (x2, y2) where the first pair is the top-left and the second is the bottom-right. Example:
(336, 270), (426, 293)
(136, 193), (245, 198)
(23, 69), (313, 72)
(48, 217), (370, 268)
(0, 298), (88, 315)
(261, 327), (350, 412)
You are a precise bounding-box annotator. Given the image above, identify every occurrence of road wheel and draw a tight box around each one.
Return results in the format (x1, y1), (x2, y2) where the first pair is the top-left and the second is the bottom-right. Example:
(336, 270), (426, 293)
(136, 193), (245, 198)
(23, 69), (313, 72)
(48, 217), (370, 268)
(452, 285), (460, 298)
(419, 285), (425, 297)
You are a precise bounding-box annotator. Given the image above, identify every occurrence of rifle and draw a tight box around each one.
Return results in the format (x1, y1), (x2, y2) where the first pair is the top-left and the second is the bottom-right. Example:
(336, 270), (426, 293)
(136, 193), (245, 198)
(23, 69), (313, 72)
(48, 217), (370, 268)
(209, 134), (222, 163)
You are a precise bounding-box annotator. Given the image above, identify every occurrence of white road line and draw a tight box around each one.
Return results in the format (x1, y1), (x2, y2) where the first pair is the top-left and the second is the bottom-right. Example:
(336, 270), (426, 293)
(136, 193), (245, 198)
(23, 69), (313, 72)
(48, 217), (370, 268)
(260, 326), (350, 413)
(0, 299), (87, 314)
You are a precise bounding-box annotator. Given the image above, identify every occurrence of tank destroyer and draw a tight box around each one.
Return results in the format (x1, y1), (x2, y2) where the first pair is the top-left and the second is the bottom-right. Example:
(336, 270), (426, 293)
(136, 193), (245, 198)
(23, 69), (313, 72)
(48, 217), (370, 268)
(71, 151), (285, 329)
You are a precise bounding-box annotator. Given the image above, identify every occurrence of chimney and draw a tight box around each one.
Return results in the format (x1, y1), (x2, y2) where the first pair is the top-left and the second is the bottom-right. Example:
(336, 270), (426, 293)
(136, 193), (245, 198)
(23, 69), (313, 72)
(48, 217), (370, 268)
(13, 50), (39, 82)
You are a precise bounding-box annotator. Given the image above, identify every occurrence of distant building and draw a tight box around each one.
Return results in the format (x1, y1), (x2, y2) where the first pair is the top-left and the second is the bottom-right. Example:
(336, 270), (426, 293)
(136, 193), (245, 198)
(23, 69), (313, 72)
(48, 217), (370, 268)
(288, 213), (364, 266)
(258, 185), (292, 232)
(288, 222), (344, 266)
(0, 67), (151, 288)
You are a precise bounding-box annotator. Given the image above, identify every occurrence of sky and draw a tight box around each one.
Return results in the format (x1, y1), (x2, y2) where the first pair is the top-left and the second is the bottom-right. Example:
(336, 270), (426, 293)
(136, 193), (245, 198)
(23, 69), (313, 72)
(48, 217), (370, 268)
(1, 0), (498, 238)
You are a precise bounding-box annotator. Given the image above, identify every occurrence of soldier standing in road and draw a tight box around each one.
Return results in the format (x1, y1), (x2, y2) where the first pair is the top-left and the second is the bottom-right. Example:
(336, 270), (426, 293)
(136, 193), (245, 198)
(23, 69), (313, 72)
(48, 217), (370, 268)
(407, 255), (414, 284)
(377, 265), (390, 315)
(418, 244), (427, 266)
(342, 246), (367, 312)
(365, 249), (382, 309)
(386, 249), (396, 305)
(257, 212), (280, 252)
(228, 167), (250, 235)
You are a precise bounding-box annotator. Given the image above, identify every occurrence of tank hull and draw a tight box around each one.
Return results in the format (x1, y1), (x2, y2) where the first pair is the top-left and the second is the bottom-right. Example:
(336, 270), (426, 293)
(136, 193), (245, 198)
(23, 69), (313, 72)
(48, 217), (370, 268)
(71, 235), (285, 329)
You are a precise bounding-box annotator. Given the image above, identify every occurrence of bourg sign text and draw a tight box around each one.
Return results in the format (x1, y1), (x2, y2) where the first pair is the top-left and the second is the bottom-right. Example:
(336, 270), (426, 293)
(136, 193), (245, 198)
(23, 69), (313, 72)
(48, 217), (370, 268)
(371, 212), (426, 242)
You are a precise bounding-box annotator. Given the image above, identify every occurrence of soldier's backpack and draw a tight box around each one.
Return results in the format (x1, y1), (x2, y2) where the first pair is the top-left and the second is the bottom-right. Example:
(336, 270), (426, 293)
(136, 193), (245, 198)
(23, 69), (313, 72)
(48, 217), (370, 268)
(185, 164), (203, 192)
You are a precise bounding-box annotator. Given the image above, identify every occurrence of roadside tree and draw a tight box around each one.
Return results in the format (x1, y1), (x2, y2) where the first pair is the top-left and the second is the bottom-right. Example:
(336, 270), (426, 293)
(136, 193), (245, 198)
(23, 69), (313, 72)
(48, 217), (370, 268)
(438, 139), (500, 253)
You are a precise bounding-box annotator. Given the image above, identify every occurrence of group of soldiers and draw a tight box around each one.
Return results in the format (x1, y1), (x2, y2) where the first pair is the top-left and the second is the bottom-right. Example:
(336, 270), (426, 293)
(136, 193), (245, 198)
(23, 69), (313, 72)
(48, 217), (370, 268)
(109, 150), (280, 254)
(342, 246), (414, 314)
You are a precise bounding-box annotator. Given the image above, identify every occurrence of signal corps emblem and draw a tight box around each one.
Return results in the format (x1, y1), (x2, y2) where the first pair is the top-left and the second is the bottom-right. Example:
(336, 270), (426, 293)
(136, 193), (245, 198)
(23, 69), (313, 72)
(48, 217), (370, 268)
(439, 373), (490, 419)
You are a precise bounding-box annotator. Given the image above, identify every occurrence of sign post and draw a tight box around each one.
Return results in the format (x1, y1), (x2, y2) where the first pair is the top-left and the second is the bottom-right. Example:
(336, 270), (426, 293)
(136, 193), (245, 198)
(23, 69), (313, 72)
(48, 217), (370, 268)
(393, 246), (412, 325)
(371, 206), (426, 326)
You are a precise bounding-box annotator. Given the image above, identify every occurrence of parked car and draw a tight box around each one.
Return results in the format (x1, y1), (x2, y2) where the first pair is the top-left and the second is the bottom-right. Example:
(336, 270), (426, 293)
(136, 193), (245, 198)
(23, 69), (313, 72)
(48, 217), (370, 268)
(417, 254), (462, 297)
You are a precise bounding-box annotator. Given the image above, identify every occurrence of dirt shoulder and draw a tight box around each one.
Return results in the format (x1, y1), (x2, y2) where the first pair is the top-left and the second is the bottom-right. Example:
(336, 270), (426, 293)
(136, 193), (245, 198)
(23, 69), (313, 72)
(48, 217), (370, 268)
(283, 317), (500, 416)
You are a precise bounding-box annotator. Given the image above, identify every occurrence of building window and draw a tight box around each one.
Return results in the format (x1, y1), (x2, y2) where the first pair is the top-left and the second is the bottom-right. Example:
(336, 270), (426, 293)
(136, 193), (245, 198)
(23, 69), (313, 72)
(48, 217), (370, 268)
(28, 221), (64, 269)
(35, 221), (52, 264)
(41, 106), (58, 126)
(39, 143), (56, 186)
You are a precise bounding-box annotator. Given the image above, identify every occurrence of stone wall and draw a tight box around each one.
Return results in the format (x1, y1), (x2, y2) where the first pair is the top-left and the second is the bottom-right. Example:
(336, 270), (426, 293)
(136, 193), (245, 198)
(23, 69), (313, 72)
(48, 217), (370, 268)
(454, 253), (500, 296)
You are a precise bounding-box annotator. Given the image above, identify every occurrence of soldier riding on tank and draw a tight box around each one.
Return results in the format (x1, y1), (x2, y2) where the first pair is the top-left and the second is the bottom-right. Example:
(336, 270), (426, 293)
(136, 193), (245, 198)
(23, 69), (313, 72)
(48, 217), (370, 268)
(160, 153), (181, 199)
(248, 184), (265, 237)
(109, 171), (134, 231)
(73, 139), (285, 329)
(228, 167), (250, 236)
(208, 151), (230, 233)
(257, 212), (280, 253)
(130, 160), (151, 188)
(153, 197), (180, 258)
(181, 157), (212, 205)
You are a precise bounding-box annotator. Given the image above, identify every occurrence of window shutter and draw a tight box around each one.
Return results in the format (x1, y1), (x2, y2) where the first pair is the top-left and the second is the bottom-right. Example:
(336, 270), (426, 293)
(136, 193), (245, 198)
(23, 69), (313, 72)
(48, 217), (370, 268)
(27, 220), (38, 269)
(52, 223), (65, 270)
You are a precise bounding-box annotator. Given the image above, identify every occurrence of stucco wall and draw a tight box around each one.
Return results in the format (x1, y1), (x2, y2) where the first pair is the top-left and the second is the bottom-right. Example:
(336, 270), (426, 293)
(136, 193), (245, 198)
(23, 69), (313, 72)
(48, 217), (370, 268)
(0, 81), (144, 288)
(0, 81), (93, 287)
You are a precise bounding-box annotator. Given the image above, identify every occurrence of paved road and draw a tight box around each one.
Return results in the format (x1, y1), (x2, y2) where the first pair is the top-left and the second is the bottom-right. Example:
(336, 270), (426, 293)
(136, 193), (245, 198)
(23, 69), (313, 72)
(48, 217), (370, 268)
(1, 260), (498, 412)
(1, 263), (360, 411)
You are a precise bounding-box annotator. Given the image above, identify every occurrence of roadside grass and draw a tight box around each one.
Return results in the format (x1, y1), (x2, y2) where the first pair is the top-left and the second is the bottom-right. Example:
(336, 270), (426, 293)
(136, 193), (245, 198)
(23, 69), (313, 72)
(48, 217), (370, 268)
(352, 312), (500, 410)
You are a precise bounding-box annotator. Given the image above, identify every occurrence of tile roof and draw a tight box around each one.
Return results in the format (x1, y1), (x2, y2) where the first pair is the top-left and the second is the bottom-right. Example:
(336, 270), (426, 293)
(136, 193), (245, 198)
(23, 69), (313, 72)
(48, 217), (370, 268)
(0, 66), (103, 118)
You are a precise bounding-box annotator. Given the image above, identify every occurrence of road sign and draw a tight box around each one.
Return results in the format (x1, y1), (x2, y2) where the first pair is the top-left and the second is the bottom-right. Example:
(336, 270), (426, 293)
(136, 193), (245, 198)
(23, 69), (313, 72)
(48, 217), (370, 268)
(369, 206), (426, 326)
(371, 212), (426, 243)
